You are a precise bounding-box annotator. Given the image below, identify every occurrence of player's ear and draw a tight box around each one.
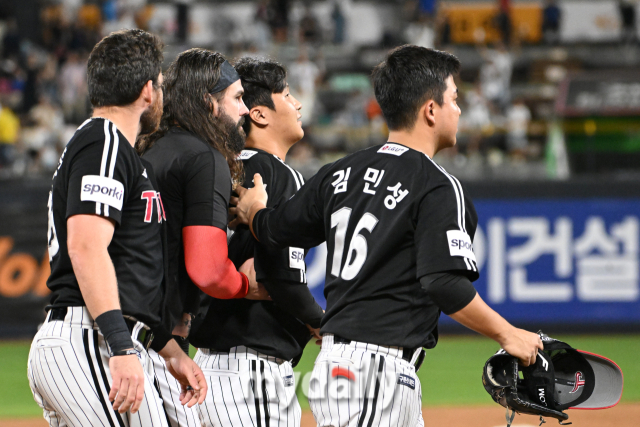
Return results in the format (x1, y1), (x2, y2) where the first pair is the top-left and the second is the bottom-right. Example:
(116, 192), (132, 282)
(139, 80), (154, 107)
(206, 93), (220, 117)
(249, 106), (268, 127)
(423, 99), (436, 126)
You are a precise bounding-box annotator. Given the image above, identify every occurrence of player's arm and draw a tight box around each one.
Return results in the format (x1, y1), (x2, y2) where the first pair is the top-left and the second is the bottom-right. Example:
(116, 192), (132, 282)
(419, 272), (542, 366)
(65, 140), (145, 415)
(263, 279), (324, 327)
(157, 339), (207, 407)
(182, 152), (267, 300)
(415, 181), (542, 366)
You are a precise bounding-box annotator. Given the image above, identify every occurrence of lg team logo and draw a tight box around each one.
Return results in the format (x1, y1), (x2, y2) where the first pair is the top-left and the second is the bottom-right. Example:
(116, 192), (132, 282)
(570, 371), (586, 393)
(377, 143), (409, 156)
(141, 191), (166, 223)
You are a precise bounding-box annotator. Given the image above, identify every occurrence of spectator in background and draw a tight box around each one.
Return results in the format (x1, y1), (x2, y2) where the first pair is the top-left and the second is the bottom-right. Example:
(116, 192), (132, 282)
(479, 42), (512, 110)
(299, 5), (321, 45)
(542, 0), (562, 45)
(331, 0), (346, 44)
(21, 53), (39, 114)
(619, 0), (637, 44)
(2, 18), (20, 59)
(495, 0), (511, 45)
(58, 51), (88, 124)
(268, 0), (290, 43)
(288, 48), (322, 126)
(0, 101), (19, 168)
(506, 98), (531, 158)
(22, 93), (65, 172)
(253, 0), (272, 51)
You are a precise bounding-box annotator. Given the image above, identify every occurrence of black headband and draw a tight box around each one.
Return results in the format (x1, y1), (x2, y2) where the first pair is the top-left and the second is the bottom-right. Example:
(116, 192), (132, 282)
(210, 60), (240, 94)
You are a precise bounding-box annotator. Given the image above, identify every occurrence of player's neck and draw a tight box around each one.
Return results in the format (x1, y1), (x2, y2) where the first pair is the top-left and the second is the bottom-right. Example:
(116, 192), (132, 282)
(245, 132), (293, 161)
(92, 106), (142, 147)
(387, 128), (439, 158)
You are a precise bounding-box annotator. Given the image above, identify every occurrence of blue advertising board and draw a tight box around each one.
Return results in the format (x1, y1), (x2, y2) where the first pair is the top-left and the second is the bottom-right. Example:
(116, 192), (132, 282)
(304, 199), (640, 328)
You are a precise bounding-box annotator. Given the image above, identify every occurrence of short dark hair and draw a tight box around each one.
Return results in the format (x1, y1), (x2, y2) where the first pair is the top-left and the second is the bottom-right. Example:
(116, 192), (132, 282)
(371, 45), (460, 131)
(87, 29), (164, 108)
(233, 57), (287, 136)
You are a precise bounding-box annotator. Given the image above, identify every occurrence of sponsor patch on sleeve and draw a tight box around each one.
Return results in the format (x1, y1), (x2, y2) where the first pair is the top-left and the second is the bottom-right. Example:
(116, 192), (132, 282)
(80, 175), (125, 211)
(289, 247), (306, 271)
(446, 230), (477, 262)
(377, 143), (409, 156)
(397, 374), (416, 389)
(239, 150), (258, 160)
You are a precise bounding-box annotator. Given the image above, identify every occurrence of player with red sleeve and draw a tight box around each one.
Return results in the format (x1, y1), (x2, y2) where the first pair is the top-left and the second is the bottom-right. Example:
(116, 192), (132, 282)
(137, 48), (269, 427)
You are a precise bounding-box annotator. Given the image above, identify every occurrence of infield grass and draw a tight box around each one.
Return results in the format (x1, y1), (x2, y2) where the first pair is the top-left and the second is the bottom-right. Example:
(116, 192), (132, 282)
(2, 334), (639, 417)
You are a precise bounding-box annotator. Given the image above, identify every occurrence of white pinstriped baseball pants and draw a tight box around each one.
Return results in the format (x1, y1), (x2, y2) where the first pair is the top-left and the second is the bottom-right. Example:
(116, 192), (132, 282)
(27, 306), (169, 427)
(194, 346), (301, 427)
(309, 334), (424, 427)
(148, 348), (200, 427)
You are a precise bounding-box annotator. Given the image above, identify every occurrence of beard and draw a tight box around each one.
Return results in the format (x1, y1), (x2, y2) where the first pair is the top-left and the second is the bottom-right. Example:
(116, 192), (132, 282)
(218, 107), (246, 155)
(139, 91), (163, 136)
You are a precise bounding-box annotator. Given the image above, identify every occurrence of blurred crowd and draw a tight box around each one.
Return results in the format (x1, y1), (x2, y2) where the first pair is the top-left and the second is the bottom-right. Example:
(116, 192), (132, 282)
(0, 0), (638, 180)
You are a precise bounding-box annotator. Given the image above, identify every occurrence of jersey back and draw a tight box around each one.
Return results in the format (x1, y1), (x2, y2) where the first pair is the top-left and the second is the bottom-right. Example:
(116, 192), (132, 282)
(254, 143), (479, 349)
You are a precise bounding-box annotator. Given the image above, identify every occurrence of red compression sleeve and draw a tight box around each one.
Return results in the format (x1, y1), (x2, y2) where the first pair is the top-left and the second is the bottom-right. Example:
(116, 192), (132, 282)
(183, 226), (249, 299)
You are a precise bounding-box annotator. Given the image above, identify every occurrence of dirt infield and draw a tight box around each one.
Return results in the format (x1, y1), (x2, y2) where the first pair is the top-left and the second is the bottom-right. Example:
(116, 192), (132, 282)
(6, 403), (639, 427)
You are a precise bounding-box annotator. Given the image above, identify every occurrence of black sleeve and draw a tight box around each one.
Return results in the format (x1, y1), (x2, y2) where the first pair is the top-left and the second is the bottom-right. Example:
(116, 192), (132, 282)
(262, 279), (324, 328)
(66, 139), (130, 224)
(415, 182), (479, 281)
(419, 272), (477, 315)
(182, 150), (231, 230)
(149, 323), (173, 353)
(252, 164), (331, 250)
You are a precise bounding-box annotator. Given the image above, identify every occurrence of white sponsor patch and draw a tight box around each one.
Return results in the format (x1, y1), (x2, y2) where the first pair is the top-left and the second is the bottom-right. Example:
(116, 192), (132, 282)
(239, 150), (258, 160)
(80, 175), (125, 211)
(377, 143), (409, 156)
(289, 247), (306, 270)
(446, 230), (476, 262)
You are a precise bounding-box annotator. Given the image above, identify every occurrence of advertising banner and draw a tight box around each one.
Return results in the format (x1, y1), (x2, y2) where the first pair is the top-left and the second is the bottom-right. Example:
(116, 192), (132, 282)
(305, 199), (640, 330)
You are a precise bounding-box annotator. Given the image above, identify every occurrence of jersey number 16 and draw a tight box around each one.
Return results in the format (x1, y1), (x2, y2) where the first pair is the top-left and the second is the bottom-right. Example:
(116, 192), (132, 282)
(330, 207), (378, 280)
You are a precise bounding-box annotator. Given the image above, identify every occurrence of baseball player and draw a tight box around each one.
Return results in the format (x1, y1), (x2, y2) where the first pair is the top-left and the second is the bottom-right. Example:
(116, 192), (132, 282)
(137, 48), (270, 426)
(187, 57), (324, 427)
(232, 45), (543, 427)
(27, 30), (206, 427)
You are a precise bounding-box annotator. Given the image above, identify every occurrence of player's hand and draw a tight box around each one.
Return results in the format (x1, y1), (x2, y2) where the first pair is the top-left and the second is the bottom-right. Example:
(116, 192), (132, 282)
(240, 258), (271, 300)
(108, 352), (145, 414)
(307, 324), (322, 345)
(229, 174), (268, 229)
(499, 328), (544, 367)
(164, 351), (207, 407)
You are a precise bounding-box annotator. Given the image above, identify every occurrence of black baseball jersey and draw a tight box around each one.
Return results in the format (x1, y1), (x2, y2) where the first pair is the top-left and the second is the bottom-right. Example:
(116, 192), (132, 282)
(191, 148), (317, 361)
(46, 118), (165, 329)
(141, 127), (232, 327)
(253, 142), (479, 349)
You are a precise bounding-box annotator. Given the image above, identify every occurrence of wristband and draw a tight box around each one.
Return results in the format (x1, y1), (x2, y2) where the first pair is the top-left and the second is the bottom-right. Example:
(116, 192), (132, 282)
(95, 310), (135, 356)
(173, 335), (190, 355)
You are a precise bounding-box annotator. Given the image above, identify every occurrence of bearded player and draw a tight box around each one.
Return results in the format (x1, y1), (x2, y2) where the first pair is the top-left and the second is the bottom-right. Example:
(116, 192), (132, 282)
(28, 30), (205, 427)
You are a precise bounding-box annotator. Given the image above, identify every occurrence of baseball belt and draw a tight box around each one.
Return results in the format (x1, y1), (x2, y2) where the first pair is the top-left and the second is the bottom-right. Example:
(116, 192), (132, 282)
(333, 334), (426, 371)
(48, 307), (154, 350)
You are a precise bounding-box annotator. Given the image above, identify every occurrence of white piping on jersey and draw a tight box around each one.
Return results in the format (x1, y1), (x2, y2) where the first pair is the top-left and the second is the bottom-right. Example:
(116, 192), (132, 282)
(77, 118), (92, 130)
(424, 154), (477, 272)
(272, 154), (303, 190)
(105, 123), (120, 217)
(97, 120), (112, 215)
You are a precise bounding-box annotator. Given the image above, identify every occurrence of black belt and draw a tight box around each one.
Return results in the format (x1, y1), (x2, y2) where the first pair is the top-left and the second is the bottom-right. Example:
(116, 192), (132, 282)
(333, 334), (426, 371)
(48, 307), (154, 350)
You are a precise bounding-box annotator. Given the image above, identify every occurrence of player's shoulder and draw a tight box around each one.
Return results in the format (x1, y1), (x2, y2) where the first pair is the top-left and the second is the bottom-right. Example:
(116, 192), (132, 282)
(66, 118), (135, 159)
(147, 127), (227, 165)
